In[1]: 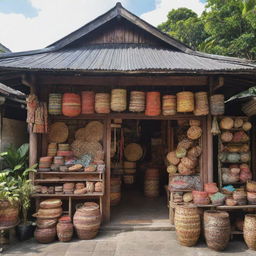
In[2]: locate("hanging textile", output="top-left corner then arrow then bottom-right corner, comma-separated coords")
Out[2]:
26,94 -> 48,133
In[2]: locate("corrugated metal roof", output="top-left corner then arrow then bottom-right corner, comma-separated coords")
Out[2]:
0,82 -> 25,98
0,44 -> 254,72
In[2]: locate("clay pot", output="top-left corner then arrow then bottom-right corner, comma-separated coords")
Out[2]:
34,227 -> 56,243
174,205 -> 200,247
243,214 -> 256,250
57,216 -> 73,242
73,202 -> 101,240
204,210 -> 230,251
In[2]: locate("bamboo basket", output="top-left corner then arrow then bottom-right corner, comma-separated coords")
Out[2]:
111,89 -> 127,112
194,92 -> 209,116
162,95 -> 176,115
145,92 -> 161,116
177,92 -> 194,112
95,93 -> 110,114
129,91 -> 145,112
210,94 -> 224,116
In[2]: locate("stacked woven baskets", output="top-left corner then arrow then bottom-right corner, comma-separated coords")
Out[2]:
81,91 -> 95,114
34,199 -> 63,243
48,93 -> 62,115
194,92 -> 209,116
111,89 -> 127,112
177,91 -> 194,113
95,93 -> 110,113
162,95 -> 176,115
144,168 -> 159,198
145,92 -> 161,116
129,91 -> 146,112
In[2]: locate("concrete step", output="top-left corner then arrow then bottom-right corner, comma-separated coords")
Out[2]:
101,219 -> 175,231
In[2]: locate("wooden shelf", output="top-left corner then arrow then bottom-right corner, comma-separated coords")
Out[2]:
168,188 -> 193,192
36,171 -> 103,175
34,179 -> 102,183
170,173 -> 200,177
217,205 -> 256,210
49,113 -> 204,121
32,192 -> 104,197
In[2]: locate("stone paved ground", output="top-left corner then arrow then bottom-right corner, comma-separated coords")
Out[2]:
2,231 -> 255,256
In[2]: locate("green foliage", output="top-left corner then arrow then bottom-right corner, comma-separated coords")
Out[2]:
0,144 -> 37,223
158,0 -> 256,60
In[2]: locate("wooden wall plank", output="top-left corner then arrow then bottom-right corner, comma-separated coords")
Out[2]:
38,75 -> 208,87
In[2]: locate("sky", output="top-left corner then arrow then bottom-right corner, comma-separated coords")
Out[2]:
0,0 -> 206,52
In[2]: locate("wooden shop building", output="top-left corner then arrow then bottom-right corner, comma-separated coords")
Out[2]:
0,3 -> 256,225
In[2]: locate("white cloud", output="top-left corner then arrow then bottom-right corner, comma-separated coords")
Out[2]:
0,0 -> 128,52
140,0 -> 205,26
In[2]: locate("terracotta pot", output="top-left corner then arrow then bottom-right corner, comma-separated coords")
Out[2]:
57,216 -> 73,242
243,214 -> 256,250
73,202 -> 101,239
204,210 -> 230,251
174,205 -> 200,247
34,227 -> 56,243
0,200 -> 19,227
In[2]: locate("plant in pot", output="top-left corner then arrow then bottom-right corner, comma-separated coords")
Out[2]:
0,143 -> 37,241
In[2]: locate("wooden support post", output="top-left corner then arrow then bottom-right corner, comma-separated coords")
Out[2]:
102,118 -> 111,222
29,125 -> 38,167
207,77 -> 214,182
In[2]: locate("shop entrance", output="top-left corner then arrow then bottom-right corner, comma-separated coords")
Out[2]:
110,119 -> 172,227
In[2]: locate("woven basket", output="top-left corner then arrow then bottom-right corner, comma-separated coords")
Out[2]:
48,122 -> 69,143
124,143 -> 143,161
145,92 -> 161,116
62,93 -> 81,117
81,91 -> 95,114
220,117 -> 234,130
111,89 -> 127,112
177,91 -> 194,112
95,93 -> 110,114
194,92 -> 209,116
129,91 -> 145,112
210,94 -> 225,116
187,126 -> 202,140
71,140 -> 103,158
84,121 -> 103,142
242,97 -> 256,116
162,95 -> 176,116
48,93 -> 62,115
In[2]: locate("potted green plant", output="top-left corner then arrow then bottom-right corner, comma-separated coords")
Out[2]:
0,143 -> 37,240
0,173 -> 20,228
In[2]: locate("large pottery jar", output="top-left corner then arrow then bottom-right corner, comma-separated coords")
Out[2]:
204,210 -> 230,251
243,214 -> 256,250
57,216 -> 73,242
73,202 -> 101,240
174,205 -> 200,247
0,200 -> 19,227
34,227 -> 56,243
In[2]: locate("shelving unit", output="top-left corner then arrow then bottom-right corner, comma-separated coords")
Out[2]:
32,170 -> 105,217
217,116 -> 251,188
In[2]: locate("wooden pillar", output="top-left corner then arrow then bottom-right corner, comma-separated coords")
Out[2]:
207,77 -> 214,182
29,125 -> 38,167
102,118 -> 111,222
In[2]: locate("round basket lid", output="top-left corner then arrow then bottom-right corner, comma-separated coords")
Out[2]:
84,121 -> 103,142
75,127 -> 86,140
124,143 -> 143,161
71,139 -> 103,158
48,122 -> 68,143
